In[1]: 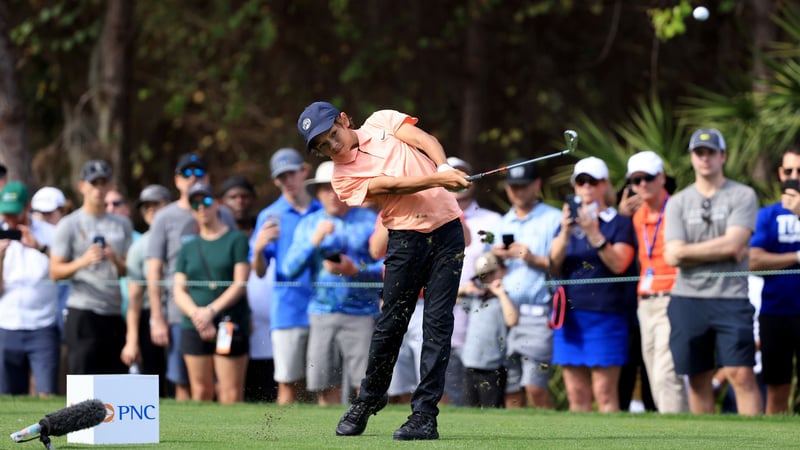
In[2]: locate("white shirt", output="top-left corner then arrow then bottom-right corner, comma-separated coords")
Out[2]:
0,218 -> 59,330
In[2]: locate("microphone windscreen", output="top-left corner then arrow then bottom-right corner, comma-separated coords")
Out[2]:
39,399 -> 106,436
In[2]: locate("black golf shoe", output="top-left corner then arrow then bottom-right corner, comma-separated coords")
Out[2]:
335,394 -> 389,436
392,412 -> 439,441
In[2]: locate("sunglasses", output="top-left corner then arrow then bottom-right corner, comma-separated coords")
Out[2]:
629,173 -> 657,185
782,167 -> 800,176
190,196 -> 214,211
181,167 -> 207,179
701,198 -> 712,224
574,175 -> 600,186
105,200 -> 123,208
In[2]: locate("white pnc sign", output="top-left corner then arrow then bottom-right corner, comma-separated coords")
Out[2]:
66,374 -> 159,444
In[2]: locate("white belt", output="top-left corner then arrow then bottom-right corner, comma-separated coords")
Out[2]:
519,304 -> 548,317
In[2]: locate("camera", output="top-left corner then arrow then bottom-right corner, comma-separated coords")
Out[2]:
323,253 -> 341,263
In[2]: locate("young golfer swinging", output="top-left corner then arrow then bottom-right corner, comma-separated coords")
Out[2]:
298,102 -> 470,440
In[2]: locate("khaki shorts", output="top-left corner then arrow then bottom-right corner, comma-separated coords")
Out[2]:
271,327 -> 309,383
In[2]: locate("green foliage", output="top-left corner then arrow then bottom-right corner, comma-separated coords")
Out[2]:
649,0 -> 692,42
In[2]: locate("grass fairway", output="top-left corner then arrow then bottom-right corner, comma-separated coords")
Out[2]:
2,396 -> 798,449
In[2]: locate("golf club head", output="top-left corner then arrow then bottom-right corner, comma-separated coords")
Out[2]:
564,130 -> 578,152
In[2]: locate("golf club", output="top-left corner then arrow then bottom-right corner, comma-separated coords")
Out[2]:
464,129 -> 578,182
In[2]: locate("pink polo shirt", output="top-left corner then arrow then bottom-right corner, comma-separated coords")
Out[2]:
331,110 -> 461,233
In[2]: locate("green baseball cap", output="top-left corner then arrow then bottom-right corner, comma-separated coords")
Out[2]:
0,181 -> 29,214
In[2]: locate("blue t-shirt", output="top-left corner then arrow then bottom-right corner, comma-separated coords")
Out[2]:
250,196 -> 322,330
556,208 -> 637,314
750,202 -> 800,315
282,207 -> 382,317
494,202 -> 562,306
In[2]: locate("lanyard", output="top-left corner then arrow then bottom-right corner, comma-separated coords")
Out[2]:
642,194 -> 669,261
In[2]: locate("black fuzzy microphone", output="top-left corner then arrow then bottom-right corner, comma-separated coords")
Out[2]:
10,399 -> 106,448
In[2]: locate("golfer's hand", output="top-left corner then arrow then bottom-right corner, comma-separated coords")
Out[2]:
438,169 -> 471,192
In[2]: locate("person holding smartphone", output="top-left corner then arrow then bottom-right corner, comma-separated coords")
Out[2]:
281,161 -> 383,406
748,146 -> 800,414
490,160 -> 561,409
549,157 -> 637,413
0,181 -> 61,396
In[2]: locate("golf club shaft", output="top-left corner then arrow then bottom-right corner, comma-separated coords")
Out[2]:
464,149 -> 572,182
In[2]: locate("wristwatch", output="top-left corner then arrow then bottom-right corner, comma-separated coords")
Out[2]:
593,238 -> 608,251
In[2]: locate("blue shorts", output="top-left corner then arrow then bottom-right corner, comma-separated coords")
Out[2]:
166,324 -> 189,385
0,326 -> 60,395
668,295 -> 755,376
553,309 -> 629,367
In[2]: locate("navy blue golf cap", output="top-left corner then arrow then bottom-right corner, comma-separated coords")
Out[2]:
298,102 -> 340,152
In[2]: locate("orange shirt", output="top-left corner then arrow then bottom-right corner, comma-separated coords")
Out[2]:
331,110 -> 461,233
632,191 -> 676,295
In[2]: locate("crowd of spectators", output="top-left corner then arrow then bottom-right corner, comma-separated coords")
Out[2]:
0,126 -> 798,418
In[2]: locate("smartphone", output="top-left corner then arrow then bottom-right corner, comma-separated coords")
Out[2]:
783,179 -> 800,192
0,229 -> 22,240
626,185 -> 637,198
565,194 -> 582,222
93,235 -> 106,248
502,234 -> 514,250
324,253 -> 342,263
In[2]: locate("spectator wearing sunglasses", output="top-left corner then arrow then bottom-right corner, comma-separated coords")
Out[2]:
146,153 -> 236,401
173,182 -> 250,403
625,151 -> 688,414
748,146 -> 800,414
663,128 -> 761,415
550,156 -> 637,413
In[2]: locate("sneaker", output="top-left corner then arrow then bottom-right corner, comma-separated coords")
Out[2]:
392,412 -> 439,441
335,394 -> 389,436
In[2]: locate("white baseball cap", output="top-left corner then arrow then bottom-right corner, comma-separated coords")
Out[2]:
626,151 -> 664,178
31,187 -> 66,213
446,157 -> 473,174
570,157 -> 609,184
304,161 -> 335,187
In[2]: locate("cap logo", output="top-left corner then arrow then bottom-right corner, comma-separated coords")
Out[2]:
509,167 -> 525,178
699,133 -> 710,141
2,193 -> 16,201
302,118 -> 311,131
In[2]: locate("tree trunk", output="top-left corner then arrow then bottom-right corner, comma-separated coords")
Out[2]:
0,2 -> 32,184
93,0 -> 134,194
459,0 -> 488,167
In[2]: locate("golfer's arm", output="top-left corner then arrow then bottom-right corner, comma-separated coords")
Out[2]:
395,122 -> 447,167
367,173 -> 447,196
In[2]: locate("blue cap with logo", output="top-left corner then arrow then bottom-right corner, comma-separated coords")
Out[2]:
270,148 -> 304,179
688,128 -> 726,153
297,102 -> 340,152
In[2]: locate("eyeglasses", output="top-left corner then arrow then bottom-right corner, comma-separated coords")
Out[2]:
629,174 -> 657,185
701,198 -> 712,224
181,168 -> 207,179
190,196 -> 214,211
782,167 -> 800,176
574,175 -> 600,186
105,200 -> 123,208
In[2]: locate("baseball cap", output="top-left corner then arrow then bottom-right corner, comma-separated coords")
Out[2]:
571,157 -> 609,184
626,151 -> 664,178
80,160 -> 112,182
688,128 -> 726,153
474,252 -> 503,277
175,153 -> 208,174
220,175 -> 255,196
136,184 -> 172,207
31,187 -> 66,213
0,181 -> 29,215
187,181 -> 214,199
447,157 -> 473,174
297,101 -> 340,151
304,161 -> 335,187
506,159 -> 539,185
270,148 -> 304,179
